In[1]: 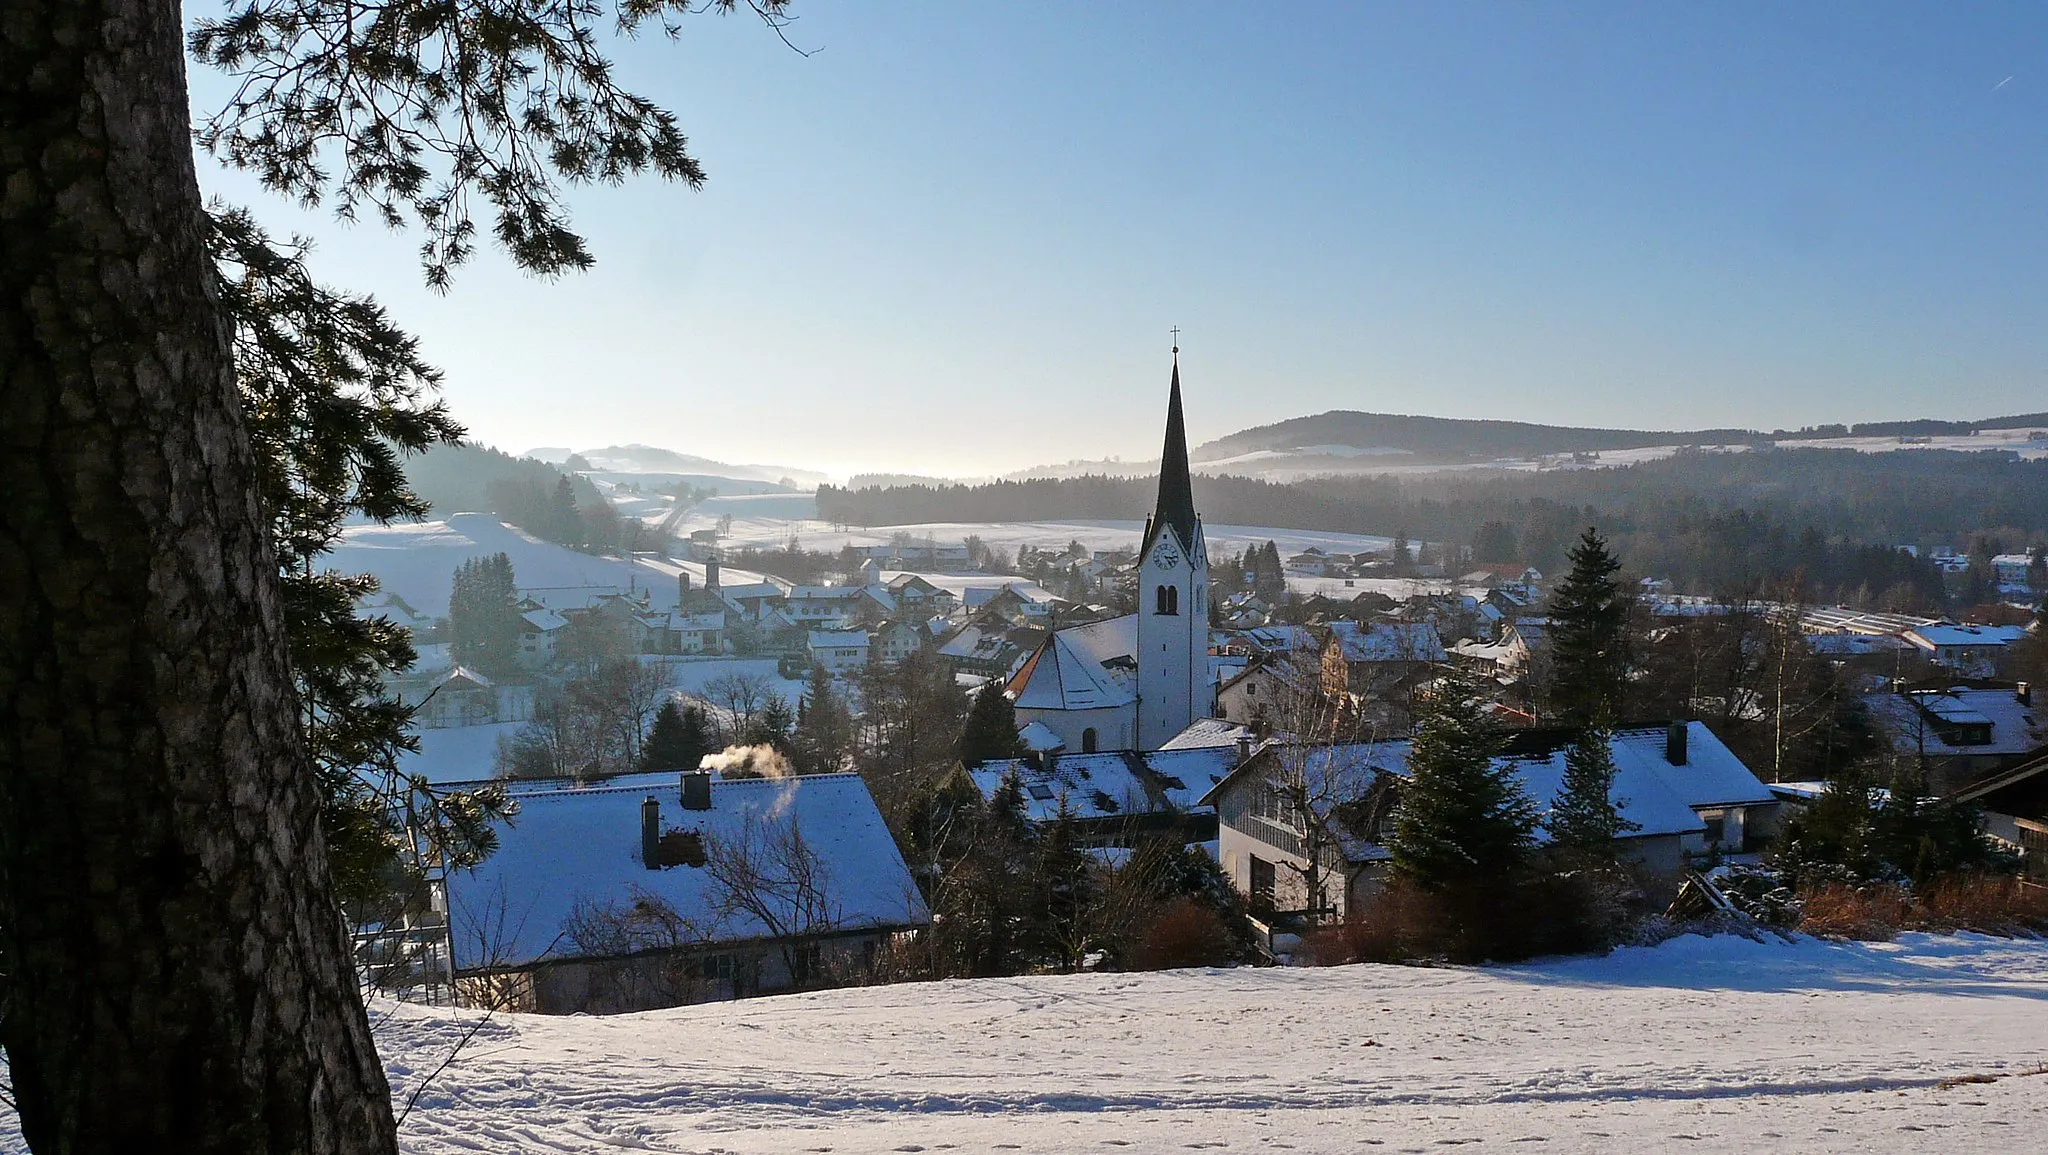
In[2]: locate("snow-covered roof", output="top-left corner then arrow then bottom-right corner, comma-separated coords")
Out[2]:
1864,687 -> 2047,757
808,630 -> 870,650
1609,723 -> 1777,810
1057,613 -> 1138,669
520,607 -> 569,632
1326,620 -> 1447,663
1905,624 -> 2026,649
1201,723 -> 1771,858
970,746 -> 1240,822
1017,721 -> 1067,752
1160,718 -> 1255,751
1007,629 -> 1136,711
446,771 -> 926,971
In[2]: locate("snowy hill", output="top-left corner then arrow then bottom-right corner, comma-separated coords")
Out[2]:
330,513 -> 774,618
375,932 -> 2045,1152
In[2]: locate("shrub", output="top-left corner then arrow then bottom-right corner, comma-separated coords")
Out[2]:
1796,875 -> 2048,940
1125,898 -> 1241,971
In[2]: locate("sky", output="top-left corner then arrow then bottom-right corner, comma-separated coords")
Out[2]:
188,3 -> 2048,479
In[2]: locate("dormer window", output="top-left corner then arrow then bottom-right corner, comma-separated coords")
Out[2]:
1155,586 -> 1179,615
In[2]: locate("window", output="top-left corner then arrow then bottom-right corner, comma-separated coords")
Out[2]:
1155,585 -> 1179,615
1081,727 -> 1098,753
1249,856 -> 1276,912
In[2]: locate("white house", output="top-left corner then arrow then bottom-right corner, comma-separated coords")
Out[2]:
1199,722 -> 1777,922
806,629 -> 872,674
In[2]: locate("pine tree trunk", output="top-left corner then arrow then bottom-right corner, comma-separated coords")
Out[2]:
0,0 -> 399,1149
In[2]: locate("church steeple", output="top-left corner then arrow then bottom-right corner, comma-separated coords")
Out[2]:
1144,348 -> 1199,557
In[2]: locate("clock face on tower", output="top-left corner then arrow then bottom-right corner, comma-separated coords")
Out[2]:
1155,543 -> 1180,570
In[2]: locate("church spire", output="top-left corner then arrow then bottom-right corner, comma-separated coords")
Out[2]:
1145,345 -> 1199,557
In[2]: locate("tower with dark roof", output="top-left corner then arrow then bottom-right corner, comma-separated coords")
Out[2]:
1135,348 -> 1211,749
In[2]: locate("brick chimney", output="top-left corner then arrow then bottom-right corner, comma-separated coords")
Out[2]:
677,570 -> 691,599
681,770 -> 713,811
706,558 -> 721,593
1665,720 -> 1688,766
2019,682 -> 2033,706
641,796 -> 661,870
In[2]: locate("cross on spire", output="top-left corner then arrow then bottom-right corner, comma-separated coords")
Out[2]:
1170,325 -> 1181,357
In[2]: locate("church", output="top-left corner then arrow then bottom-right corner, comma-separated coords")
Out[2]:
1006,352 -> 1212,753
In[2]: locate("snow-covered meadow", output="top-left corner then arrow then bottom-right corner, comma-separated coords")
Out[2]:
352,931 -> 2048,1153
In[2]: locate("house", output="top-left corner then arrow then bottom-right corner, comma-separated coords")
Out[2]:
785,585 -> 865,627
806,629 -> 872,674
1901,624 -> 2027,678
1863,682 -> 2048,795
443,770 -> 928,1013
411,665 -> 501,728
635,608 -> 727,656
1199,722 -> 1777,923
1319,620 -> 1447,696
869,618 -> 927,665
1991,553 -> 2039,588
517,606 -> 569,669
884,573 -> 957,618
1214,657 -> 1340,734
935,612 -> 1045,678
969,745 -> 1241,848
1951,754 -> 2048,881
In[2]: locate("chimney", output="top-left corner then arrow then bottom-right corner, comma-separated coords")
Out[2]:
681,770 -> 713,811
677,570 -> 692,598
641,796 -> 661,870
2020,682 -> 2033,706
1665,720 -> 1688,766
1236,733 -> 1255,765
706,558 -> 722,593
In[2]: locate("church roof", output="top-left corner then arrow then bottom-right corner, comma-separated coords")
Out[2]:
1007,627 -> 1136,711
1142,356 -> 1200,558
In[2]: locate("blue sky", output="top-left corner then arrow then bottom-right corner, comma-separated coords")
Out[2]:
191,3 -> 2048,478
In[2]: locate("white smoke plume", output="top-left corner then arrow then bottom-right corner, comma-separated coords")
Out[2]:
698,744 -> 794,780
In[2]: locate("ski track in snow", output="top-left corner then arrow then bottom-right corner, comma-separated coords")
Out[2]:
353,931 -> 2048,1153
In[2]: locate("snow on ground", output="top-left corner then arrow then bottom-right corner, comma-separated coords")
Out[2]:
678,512 -> 1396,564
331,514 -> 775,618
351,931 -> 2048,1153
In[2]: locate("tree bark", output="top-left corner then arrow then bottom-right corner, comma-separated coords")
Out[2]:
0,0 -> 399,1149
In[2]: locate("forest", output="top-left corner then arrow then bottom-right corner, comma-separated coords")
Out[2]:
817,448 -> 2048,608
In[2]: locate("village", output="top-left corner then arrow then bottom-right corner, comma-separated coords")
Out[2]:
344,361 -> 2048,1018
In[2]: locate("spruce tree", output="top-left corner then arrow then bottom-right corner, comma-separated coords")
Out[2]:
1389,673 -> 1536,891
1037,794 -> 1096,972
640,700 -> 711,773
1547,720 -> 1639,856
1547,527 -> 1631,725
958,679 -> 1027,766
793,663 -> 853,773
449,552 -> 520,676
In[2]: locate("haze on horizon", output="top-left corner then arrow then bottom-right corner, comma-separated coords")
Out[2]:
190,3 -> 2048,479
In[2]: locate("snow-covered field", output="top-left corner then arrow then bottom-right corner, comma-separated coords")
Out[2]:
331,514 -> 777,618
675,509 -> 1397,564
352,931 -> 2048,1153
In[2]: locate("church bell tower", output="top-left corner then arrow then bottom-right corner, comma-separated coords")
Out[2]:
1135,346 -> 1209,750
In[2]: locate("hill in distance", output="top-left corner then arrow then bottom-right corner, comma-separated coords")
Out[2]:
1190,409 -> 2048,468
526,443 -> 831,489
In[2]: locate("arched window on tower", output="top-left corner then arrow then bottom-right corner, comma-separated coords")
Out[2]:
1081,727 -> 1098,754
1155,585 -> 1179,615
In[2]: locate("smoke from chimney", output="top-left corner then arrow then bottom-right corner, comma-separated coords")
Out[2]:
699,743 -> 795,780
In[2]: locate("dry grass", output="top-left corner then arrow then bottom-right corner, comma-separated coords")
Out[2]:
1798,876 -> 2048,941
